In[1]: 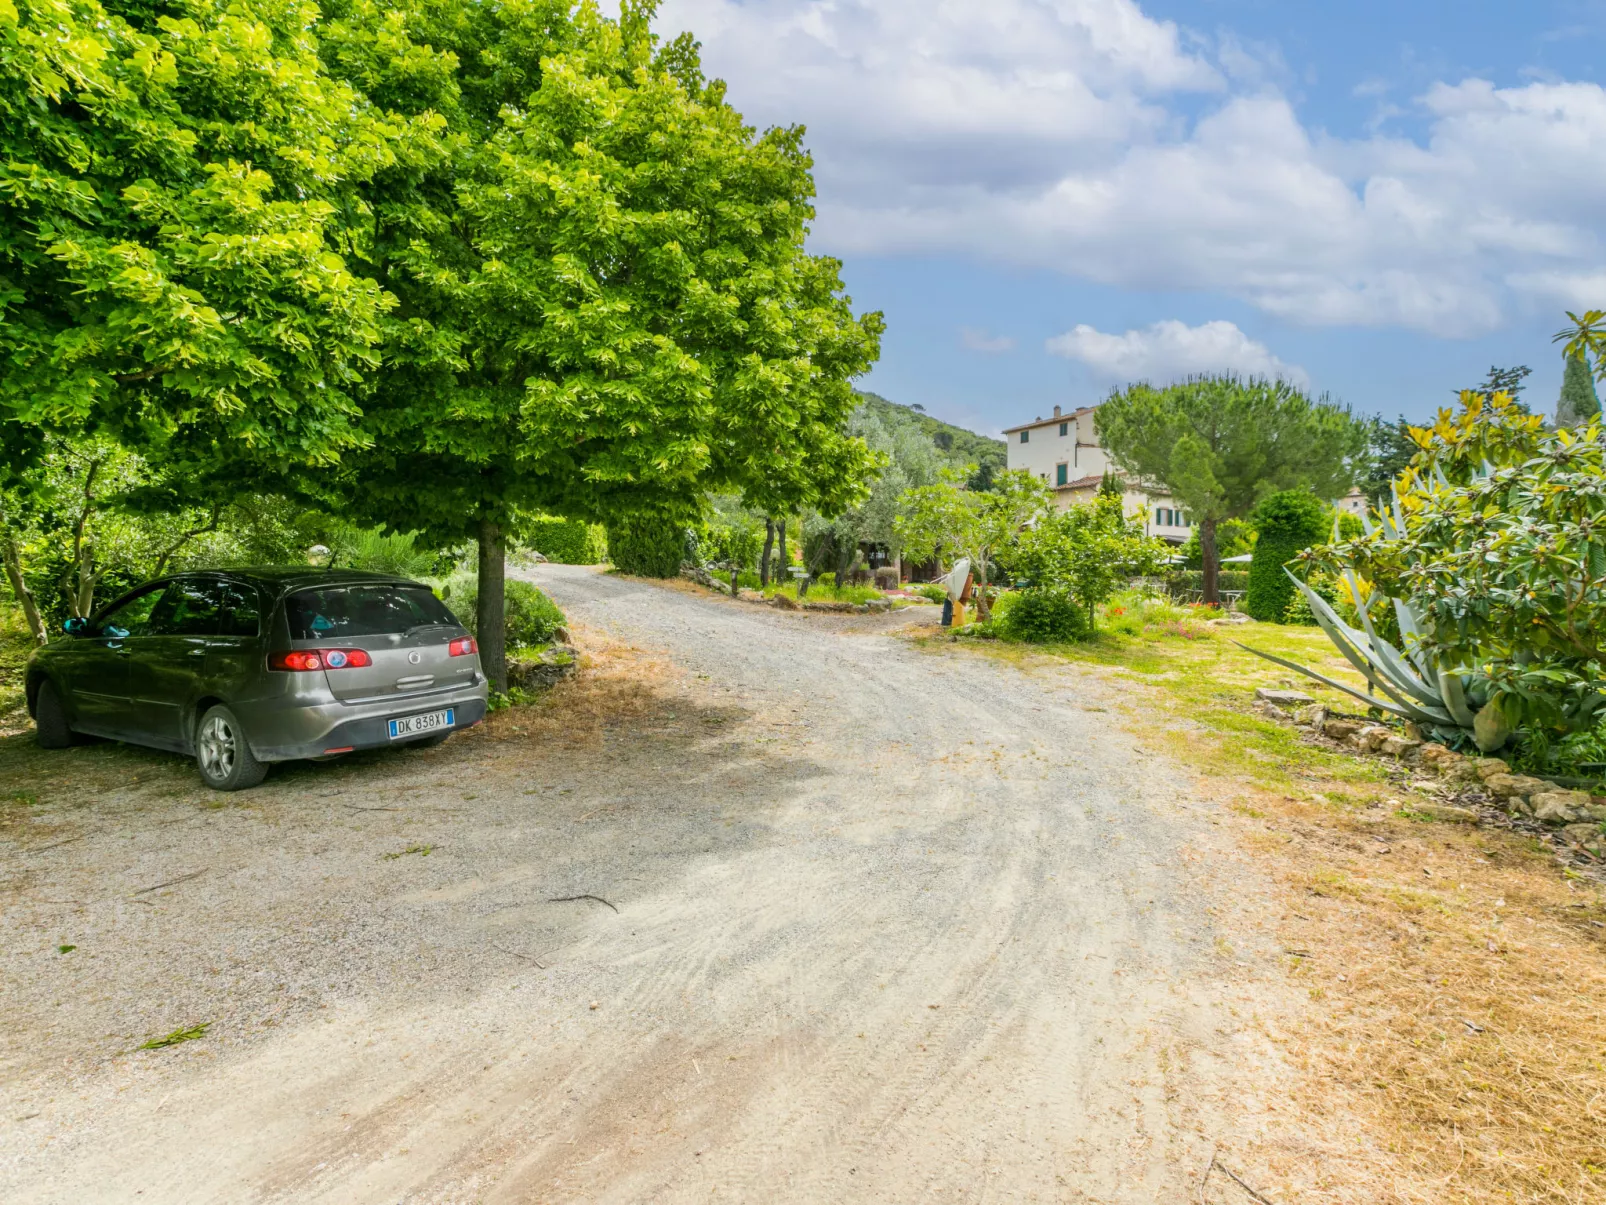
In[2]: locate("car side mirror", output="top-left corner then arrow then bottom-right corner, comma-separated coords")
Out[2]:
63,617 -> 91,637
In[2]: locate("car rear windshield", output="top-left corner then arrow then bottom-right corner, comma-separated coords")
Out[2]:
285,585 -> 460,641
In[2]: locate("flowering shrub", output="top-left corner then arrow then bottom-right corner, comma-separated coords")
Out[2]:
1311,392 -> 1606,740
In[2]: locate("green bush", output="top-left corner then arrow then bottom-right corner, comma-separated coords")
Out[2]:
438,574 -> 566,649
1245,490 -> 1329,622
525,517 -> 606,564
329,525 -> 442,579
998,588 -> 1089,643
607,518 -> 687,578
1282,572 -> 1341,625
911,582 -> 948,605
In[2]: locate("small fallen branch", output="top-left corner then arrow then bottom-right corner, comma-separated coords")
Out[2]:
133,868 -> 207,895
1200,1148 -> 1276,1205
548,894 -> 619,913
492,944 -> 550,969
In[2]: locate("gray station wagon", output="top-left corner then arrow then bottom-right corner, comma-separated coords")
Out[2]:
25,569 -> 489,790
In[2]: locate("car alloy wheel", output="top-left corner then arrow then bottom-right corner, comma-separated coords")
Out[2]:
195,703 -> 268,791
199,713 -> 236,781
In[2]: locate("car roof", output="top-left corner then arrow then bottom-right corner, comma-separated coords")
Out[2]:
180,567 -> 430,593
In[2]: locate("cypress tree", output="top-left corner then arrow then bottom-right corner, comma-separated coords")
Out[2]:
1558,352 -> 1602,427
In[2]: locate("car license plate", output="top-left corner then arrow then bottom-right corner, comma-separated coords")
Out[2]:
389,708 -> 453,740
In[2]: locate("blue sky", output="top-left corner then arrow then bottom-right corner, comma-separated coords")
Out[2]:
660,1 -> 1606,434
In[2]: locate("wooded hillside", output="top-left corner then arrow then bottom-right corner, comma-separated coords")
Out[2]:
856,392 -> 1007,489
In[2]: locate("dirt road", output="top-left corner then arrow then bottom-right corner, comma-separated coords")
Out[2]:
1,566 -> 1292,1203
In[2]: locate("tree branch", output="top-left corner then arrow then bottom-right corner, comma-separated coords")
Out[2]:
149,502 -> 224,581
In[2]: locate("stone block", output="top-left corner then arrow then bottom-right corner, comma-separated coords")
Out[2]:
1323,718 -> 1363,741
1530,789 -> 1593,824
1256,688 -> 1315,707
1412,803 -> 1480,823
1473,758 -> 1511,782
1380,735 -> 1423,758
1563,822 -> 1605,845
773,592 -> 800,611
1350,726 -> 1393,753
1484,773 -> 1550,801
1417,743 -> 1455,768
1293,704 -> 1328,727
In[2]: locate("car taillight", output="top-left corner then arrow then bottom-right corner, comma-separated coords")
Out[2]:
269,649 -> 373,672
449,637 -> 477,657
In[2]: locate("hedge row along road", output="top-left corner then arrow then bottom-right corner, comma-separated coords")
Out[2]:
2,565 -> 1294,1202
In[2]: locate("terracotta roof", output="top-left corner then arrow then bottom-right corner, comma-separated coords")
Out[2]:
1001,405 -> 1097,435
1058,474 -> 1105,490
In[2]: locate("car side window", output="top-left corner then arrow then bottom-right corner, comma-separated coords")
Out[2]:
97,585 -> 168,639
215,581 -> 262,638
146,579 -> 220,637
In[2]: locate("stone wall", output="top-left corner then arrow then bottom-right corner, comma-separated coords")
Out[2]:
1258,692 -> 1606,855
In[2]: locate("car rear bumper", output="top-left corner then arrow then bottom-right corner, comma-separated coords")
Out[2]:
249,688 -> 489,762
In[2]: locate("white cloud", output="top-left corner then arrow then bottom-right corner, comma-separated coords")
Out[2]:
960,327 -> 1017,353
656,0 -> 1606,336
1046,319 -> 1310,386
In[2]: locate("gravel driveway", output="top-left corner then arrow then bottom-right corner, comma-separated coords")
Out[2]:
1,565 -> 1288,1203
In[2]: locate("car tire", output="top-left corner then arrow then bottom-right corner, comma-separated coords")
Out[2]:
195,704 -> 269,791
34,680 -> 74,750
411,731 -> 453,749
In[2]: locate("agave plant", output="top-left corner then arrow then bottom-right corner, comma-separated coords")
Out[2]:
1240,494 -> 1505,751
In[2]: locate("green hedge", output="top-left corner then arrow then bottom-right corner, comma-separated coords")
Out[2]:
607,517 -> 686,578
526,517 -> 607,564
1245,491 -> 1330,622
439,575 -> 566,648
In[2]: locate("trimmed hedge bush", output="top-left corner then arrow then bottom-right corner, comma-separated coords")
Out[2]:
439,575 -> 566,649
1245,490 -> 1330,622
526,517 -> 607,564
607,518 -> 686,578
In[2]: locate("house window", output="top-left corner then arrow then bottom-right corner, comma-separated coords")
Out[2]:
1056,463 -> 1068,486
1020,430 -> 1029,443
1058,422 -> 1068,436
1156,507 -> 1172,526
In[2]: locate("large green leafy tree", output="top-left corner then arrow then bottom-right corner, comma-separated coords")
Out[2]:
1095,376 -> 1367,605
321,0 -> 880,688
1,0 -> 430,496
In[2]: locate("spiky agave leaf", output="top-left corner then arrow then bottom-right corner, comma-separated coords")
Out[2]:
1241,573 -> 1459,728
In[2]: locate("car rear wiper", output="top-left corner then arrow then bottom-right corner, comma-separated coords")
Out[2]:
402,622 -> 453,638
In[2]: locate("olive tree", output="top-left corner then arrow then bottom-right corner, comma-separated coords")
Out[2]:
895,469 -> 1052,620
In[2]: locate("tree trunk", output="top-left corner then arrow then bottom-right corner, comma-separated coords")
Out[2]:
973,552 -> 990,620
760,519 -> 775,588
1201,517 -> 1219,607
835,536 -> 853,589
777,517 -> 788,581
477,516 -> 507,693
2,529 -> 46,645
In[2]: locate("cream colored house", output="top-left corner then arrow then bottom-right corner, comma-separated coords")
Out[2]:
1002,404 -> 1194,544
